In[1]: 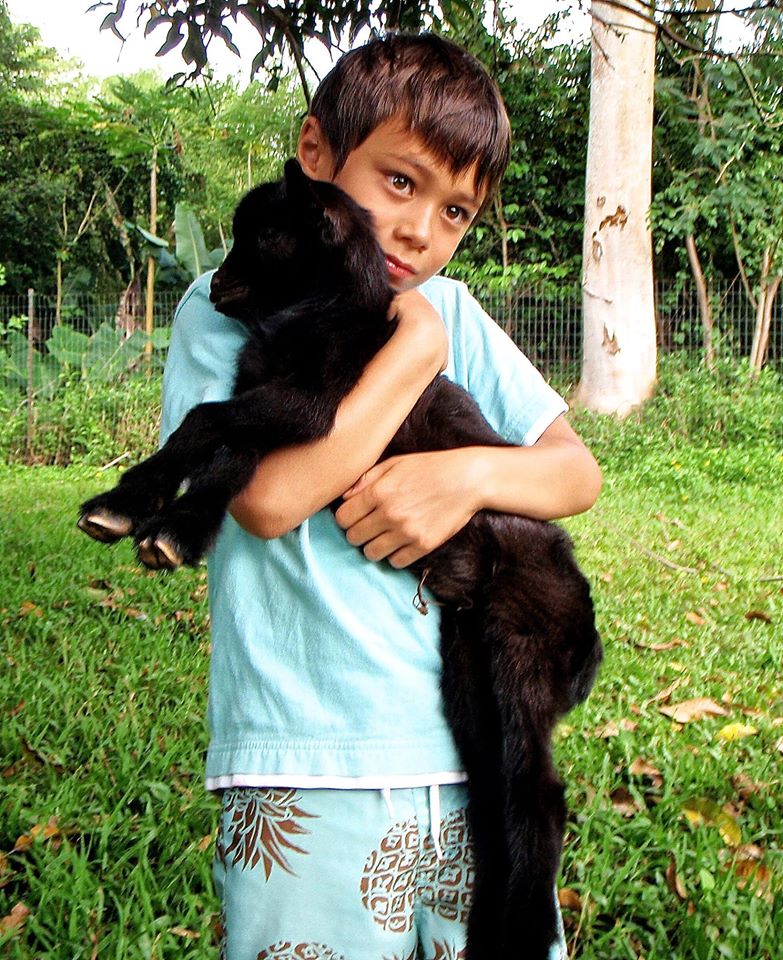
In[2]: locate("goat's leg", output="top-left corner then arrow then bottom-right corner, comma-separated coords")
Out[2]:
133,446 -> 258,568
131,385 -> 336,568
78,399 -> 241,543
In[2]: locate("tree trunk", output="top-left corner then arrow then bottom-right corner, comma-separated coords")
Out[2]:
494,192 -> 514,338
685,232 -> 715,370
575,0 -> 658,417
750,247 -> 780,375
145,143 -> 158,360
56,257 -> 63,326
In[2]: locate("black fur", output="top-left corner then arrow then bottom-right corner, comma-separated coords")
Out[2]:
78,159 -> 601,958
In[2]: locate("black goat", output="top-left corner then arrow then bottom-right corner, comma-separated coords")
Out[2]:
78,159 -> 601,959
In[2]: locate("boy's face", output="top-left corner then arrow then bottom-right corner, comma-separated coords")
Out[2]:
298,118 -> 485,292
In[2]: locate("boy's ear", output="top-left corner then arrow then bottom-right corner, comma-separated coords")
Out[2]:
296,115 -> 334,181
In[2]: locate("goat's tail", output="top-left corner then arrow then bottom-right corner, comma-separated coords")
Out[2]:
490,624 -> 568,959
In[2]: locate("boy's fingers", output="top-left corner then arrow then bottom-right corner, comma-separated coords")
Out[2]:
334,485 -> 379,529
343,460 -> 395,500
387,545 -> 423,569
362,531 -> 404,563
344,513 -> 386,547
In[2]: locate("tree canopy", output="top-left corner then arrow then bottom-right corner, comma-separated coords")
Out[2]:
87,0 -> 475,100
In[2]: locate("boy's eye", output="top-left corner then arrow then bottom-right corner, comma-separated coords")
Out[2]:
445,205 -> 468,224
390,173 -> 412,192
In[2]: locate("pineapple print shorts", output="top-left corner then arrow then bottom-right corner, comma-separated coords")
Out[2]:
213,784 -> 568,960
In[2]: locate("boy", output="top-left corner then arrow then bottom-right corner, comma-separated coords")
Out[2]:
161,33 -> 601,960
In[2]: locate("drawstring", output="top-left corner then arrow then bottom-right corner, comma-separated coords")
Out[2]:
381,786 -> 394,819
379,785 -> 444,861
429,784 -> 444,861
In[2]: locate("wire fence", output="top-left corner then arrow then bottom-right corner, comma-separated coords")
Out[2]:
0,278 -> 780,465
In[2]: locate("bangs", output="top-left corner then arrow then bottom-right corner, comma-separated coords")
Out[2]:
403,85 -> 511,199
311,34 -> 511,205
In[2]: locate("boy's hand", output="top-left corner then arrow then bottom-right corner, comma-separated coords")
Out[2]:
390,289 -> 449,372
335,449 -> 482,568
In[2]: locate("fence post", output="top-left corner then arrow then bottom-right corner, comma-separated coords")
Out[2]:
26,288 -> 35,456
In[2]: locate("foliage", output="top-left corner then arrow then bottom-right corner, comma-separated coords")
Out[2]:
173,205 -> 224,281
0,318 -> 170,467
0,375 -> 164,466
444,8 -> 590,287
0,323 -> 169,394
89,0 -> 474,97
0,0 -> 63,95
572,351 -> 783,477
651,4 -> 783,291
1,5 -> 306,298
171,75 -> 305,238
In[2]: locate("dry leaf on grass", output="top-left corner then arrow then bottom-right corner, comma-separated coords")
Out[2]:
17,601 -> 43,618
558,888 -> 583,912
0,852 -> 11,890
629,758 -> 663,787
716,723 -> 758,742
665,857 -> 687,900
610,787 -> 642,817
745,610 -> 772,624
731,774 -> 764,799
595,718 -> 638,738
0,902 -> 30,934
682,798 -> 741,847
660,698 -> 729,723
197,832 -> 214,853
685,610 -> 706,626
12,817 -> 60,853
729,848 -> 774,903
170,926 -> 200,939
644,677 -> 686,708
635,638 -> 687,652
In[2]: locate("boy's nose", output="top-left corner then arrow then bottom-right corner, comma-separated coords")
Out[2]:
395,208 -> 431,250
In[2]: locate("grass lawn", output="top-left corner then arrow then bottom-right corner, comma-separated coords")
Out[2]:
1,443 -> 781,959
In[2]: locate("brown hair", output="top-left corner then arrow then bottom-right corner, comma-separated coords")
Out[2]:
309,33 -> 511,209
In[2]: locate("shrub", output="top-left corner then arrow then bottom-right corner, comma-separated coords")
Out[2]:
570,352 -> 782,482
0,375 -> 162,466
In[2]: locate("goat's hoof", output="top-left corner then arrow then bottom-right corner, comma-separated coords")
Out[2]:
78,511 -> 132,543
137,535 -> 182,571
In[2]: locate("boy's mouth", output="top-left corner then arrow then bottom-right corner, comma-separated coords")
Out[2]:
385,254 -> 415,281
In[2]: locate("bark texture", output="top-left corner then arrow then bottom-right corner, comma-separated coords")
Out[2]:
576,0 -> 658,416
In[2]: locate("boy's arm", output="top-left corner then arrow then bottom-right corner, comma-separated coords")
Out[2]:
229,289 -> 447,538
333,416 -> 602,569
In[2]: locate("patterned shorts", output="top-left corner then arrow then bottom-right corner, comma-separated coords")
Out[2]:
213,784 -> 567,960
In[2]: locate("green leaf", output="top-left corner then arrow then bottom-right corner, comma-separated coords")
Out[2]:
83,323 -> 147,382
46,326 -> 90,368
175,203 -> 210,281
149,327 -> 171,350
126,221 -> 169,248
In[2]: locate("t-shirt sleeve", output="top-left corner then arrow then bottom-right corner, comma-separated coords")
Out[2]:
423,278 -> 569,446
160,273 -> 248,445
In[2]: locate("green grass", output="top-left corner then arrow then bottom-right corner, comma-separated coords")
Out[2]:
1,439 -> 781,958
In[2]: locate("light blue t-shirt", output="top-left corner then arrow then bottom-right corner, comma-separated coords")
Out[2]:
161,272 -> 568,785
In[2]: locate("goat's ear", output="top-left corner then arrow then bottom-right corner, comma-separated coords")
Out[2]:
284,158 -> 319,213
